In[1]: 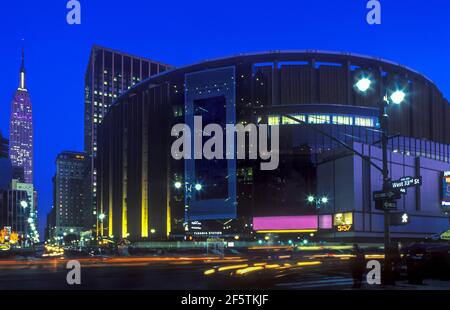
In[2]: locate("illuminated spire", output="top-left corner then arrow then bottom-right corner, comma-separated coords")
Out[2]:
19,47 -> 26,90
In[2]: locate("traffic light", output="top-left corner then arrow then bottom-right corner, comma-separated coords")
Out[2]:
390,212 -> 410,226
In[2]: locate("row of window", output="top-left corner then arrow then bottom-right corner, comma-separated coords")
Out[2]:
262,114 -> 378,128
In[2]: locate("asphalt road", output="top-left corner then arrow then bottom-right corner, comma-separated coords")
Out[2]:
2,253 -> 449,290
0,255 -> 356,290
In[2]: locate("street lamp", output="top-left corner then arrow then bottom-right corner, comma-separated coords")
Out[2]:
306,195 -> 329,208
20,200 -> 28,208
355,77 -> 407,284
98,213 -> 106,221
174,181 -> 203,229
390,90 -> 406,105
355,77 -> 372,92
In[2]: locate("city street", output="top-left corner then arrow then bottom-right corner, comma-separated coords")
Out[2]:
1,1 -> 450,302
1,251 -> 449,290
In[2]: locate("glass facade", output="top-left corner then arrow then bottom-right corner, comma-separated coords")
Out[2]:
184,66 -> 237,221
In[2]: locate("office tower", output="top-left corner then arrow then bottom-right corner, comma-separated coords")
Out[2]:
11,166 -> 25,183
9,48 -> 33,184
84,45 -> 172,234
10,180 -> 38,242
0,132 -> 12,189
0,189 -> 30,239
0,132 -> 8,158
54,151 -> 86,237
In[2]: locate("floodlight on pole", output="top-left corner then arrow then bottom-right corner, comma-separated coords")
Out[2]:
390,90 -> 406,105
355,77 -> 372,92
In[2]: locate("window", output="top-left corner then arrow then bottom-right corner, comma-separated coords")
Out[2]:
268,116 -> 280,126
308,115 -> 330,124
354,117 -> 374,127
282,114 -> 305,125
332,115 -> 353,125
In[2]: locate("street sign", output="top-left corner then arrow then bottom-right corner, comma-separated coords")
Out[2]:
390,176 -> 422,190
375,200 -> 397,210
373,189 -> 401,202
390,212 -> 410,226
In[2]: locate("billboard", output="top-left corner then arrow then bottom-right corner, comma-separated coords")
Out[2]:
253,216 -> 318,232
441,171 -> 450,208
333,212 -> 353,232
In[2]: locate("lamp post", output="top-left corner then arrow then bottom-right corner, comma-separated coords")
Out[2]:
174,181 -> 202,232
355,75 -> 407,284
306,195 -> 329,209
98,213 -> 106,239
261,74 -> 405,284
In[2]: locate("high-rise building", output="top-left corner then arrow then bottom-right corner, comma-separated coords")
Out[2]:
10,180 -> 38,242
0,189 -> 30,239
0,132 -> 12,189
54,151 -> 86,237
0,132 -> 8,159
84,45 -> 172,234
9,48 -> 33,184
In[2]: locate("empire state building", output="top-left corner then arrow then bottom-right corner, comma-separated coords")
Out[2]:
9,49 -> 33,184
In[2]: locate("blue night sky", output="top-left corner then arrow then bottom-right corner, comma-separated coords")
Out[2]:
0,0 -> 449,236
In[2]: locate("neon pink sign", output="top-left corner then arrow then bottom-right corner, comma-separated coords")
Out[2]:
253,215 -> 318,230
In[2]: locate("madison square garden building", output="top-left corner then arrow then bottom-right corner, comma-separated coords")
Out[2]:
96,51 -> 450,242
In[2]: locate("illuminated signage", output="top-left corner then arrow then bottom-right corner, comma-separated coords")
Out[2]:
253,216 -> 318,232
333,212 -> 353,232
192,231 -> 222,235
390,212 -> 410,226
441,171 -> 450,208
319,215 -> 332,229
337,224 -> 352,232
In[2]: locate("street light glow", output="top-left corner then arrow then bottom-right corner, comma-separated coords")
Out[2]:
355,77 -> 372,92
321,196 -> 329,204
99,213 -> 106,220
20,200 -> 28,208
307,195 -> 315,203
195,183 -> 202,191
174,181 -> 182,189
390,90 -> 406,104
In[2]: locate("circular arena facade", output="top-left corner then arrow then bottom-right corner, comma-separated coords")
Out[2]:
96,51 -> 450,241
